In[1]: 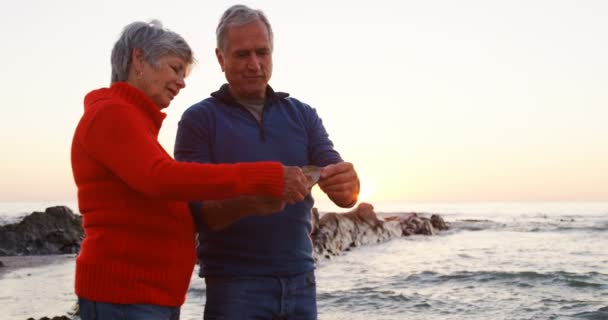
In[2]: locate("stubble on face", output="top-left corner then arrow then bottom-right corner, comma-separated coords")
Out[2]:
219,19 -> 273,104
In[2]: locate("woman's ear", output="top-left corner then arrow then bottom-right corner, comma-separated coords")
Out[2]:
131,48 -> 145,73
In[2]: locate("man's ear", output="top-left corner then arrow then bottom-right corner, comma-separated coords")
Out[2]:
215,48 -> 225,72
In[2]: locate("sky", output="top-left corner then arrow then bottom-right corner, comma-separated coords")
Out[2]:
1,0 -> 607,209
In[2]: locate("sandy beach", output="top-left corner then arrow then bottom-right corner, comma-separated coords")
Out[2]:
0,254 -> 79,319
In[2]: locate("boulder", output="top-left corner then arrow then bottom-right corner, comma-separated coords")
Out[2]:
431,214 -> 449,230
0,206 -> 83,256
312,202 -> 448,261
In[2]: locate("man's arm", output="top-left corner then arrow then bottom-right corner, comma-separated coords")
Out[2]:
199,196 -> 285,231
296,102 -> 359,207
319,162 -> 360,208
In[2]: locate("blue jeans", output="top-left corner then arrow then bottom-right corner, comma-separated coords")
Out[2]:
78,297 -> 181,320
203,271 -> 317,320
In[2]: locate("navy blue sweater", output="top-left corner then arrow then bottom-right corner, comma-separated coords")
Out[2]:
175,84 -> 342,276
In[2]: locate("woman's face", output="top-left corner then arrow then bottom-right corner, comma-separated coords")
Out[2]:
135,54 -> 188,109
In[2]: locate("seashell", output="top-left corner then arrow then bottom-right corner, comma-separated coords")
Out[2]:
302,165 -> 321,188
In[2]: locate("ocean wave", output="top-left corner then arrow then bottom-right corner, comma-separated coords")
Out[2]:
317,270 -> 607,319
395,270 -> 608,289
0,215 -> 28,226
317,286 -> 438,314
570,306 -> 608,320
448,217 -> 608,233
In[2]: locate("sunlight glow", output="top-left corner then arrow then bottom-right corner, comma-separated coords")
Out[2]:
357,174 -> 376,203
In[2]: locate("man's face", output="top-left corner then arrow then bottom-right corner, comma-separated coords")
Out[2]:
216,19 -> 273,102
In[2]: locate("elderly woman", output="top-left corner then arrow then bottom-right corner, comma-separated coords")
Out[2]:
71,20 -> 308,320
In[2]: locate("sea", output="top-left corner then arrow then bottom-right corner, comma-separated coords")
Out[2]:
1,201 -> 607,320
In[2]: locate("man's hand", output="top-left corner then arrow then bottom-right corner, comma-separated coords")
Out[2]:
282,166 -> 309,204
318,162 -> 360,208
245,196 -> 286,215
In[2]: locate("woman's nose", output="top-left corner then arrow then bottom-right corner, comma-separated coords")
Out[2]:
176,78 -> 186,89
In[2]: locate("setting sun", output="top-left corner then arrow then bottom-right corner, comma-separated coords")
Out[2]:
356,174 -> 376,203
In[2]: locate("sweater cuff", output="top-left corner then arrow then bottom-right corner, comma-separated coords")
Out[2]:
238,162 -> 284,197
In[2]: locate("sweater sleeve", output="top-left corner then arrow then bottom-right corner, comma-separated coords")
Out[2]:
77,104 -> 283,200
301,102 -> 343,166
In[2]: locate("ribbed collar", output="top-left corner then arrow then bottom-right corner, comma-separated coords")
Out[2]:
211,84 -> 289,107
84,82 -> 167,128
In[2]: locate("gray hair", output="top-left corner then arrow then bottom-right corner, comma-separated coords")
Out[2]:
216,5 -> 274,52
110,20 -> 194,83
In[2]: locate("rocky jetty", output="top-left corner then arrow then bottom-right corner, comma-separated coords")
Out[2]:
0,203 -> 447,260
0,206 -> 83,256
312,202 -> 448,260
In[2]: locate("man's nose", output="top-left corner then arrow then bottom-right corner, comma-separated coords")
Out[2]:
247,55 -> 261,71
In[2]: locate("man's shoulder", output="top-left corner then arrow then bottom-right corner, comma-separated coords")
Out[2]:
182,96 -> 225,117
278,96 -> 312,110
190,96 -> 224,109
277,96 -> 318,118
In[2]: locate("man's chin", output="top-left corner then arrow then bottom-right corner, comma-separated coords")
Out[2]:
243,88 -> 266,99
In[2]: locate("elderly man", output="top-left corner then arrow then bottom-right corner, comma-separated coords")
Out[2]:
175,4 -> 359,319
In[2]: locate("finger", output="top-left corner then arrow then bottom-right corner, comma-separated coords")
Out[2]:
320,162 -> 351,179
295,188 -> 307,202
285,190 -> 304,204
319,171 -> 357,188
320,181 -> 358,193
321,164 -> 355,181
288,192 -> 298,204
284,195 -> 296,205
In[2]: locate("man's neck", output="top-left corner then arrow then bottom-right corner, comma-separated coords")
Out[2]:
229,87 -> 266,105
237,97 -> 265,106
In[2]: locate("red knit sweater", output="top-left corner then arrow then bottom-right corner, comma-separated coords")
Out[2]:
71,82 -> 283,306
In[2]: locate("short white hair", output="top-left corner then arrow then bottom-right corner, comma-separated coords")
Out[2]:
110,20 -> 194,83
216,4 -> 274,52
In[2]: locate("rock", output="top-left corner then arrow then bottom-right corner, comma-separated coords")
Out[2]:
69,301 -> 80,316
431,214 -> 449,230
312,202 -> 449,261
25,305 -> 76,319
0,206 -> 83,256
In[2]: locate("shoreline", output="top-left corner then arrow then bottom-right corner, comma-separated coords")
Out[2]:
0,254 -> 76,279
